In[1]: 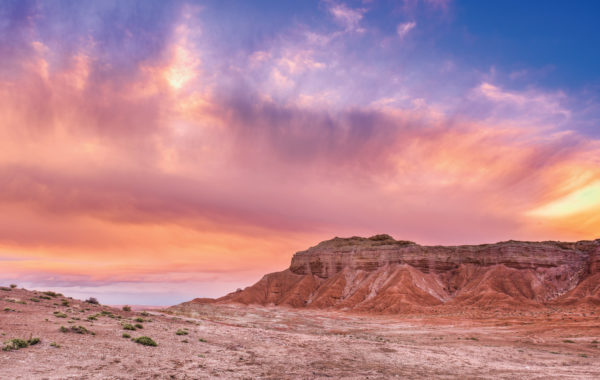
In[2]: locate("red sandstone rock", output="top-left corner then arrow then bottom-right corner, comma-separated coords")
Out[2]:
217,235 -> 600,312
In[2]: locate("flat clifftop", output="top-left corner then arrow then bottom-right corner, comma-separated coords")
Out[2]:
290,234 -> 600,278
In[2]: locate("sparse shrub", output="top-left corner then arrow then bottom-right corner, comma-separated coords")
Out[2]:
563,339 -> 575,343
133,336 -> 157,347
70,325 -> 93,334
27,337 -> 40,345
134,317 -> 144,323
122,305 -> 131,312
9,284 -> 17,289
140,311 -> 149,316
85,297 -> 99,305
181,339 -> 188,343
592,340 -> 599,344
87,315 -> 98,321
176,329 -> 188,336
50,342 -> 60,348
61,300 -> 69,307
43,291 -> 59,297
59,326 -> 69,333
122,333 -> 131,338
2,338 -> 29,351
0,287 -> 11,291
30,298 -> 40,302
39,295 -> 51,300
122,323 -> 136,331
3,307 -> 13,312
53,312 -> 67,318
579,354 -> 588,358
134,323 -> 143,329
198,338 -> 207,343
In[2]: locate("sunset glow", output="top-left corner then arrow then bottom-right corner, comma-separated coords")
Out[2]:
1,0 -> 599,304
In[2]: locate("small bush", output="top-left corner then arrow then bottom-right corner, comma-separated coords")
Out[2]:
198,338 -> 207,343
30,298 -> 40,302
27,337 -> 40,346
134,317 -> 144,323
176,329 -> 188,336
122,333 -> 131,338
122,305 -> 131,312
140,311 -> 149,316
0,287 -> 11,291
39,295 -> 51,300
133,336 -> 157,347
2,338 -> 28,351
60,325 -> 93,334
87,315 -> 98,321
50,342 -> 60,348
53,312 -> 67,318
85,297 -> 99,305
61,300 -> 70,307
122,324 -> 136,331
563,339 -> 575,343
134,323 -> 143,329
43,291 -> 59,297
9,284 -> 17,289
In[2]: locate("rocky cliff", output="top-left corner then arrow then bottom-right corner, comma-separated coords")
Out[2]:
213,235 -> 600,312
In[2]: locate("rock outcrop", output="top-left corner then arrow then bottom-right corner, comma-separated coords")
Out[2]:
214,235 -> 600,312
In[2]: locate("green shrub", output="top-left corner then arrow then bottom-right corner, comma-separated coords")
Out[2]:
43,291 -> 59,297
176,329 -> 188,336
60,325 -> 93,334
9,284 -> 17,289
30,298 -> 40,302
134,323 -> 143,329
2,338 -> 29,351
61,300 -> 70,307
134,317 -> 144,323
87,315 -> 98,321
563,339 -> 576,343
39,295 -> 51,300
0,287 -> 11,291
50,342 -> 60,348
122,305 -> 131,312
85,297 -> 99,305
140,311 -> 149,316
53,312 -> 67,318
198,338 -> 207,343
122,324 -> 136,331
133,336 -> 157,347
27,337 -> 40,345
59,326 -> 69,333
122,333 -> 131,338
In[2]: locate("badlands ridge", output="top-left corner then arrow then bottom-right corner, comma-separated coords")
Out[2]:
193,235 -> 600,312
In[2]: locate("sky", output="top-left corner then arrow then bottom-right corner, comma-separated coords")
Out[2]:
1,0 -> 599,305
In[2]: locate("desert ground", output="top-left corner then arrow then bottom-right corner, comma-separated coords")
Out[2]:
1,287 -> 600,379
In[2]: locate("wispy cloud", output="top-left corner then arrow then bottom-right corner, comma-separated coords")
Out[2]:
397,21 -> 416,38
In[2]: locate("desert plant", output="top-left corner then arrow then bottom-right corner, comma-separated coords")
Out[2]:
176,329 -> 188,336
140,311 -> 149,316
122,333 -> 131,338
563,339 -> 575,343
53,312 -> 67,318
27,337 -> 40,345
85,297 -> 99,305
61,300 -> 70,307
134,323 -> 143,329
0,287 -> 11,291
122,323 -> 136,331
9,284 -> 17,289
59,326 -> 69,333
50,342 -> 60,348
30,298 -> 40,302
133,336 -> 157,347
134,317 -> 144,323
43,291 -> 59,297
198,338 -> 207,342
2,338 -> 29,351
122,305 -> 131,312
87,315 -> 98,321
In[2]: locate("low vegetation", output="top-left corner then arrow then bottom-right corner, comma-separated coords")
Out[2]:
85,297 -> 99,305
2,337 -> 41,351
176,329 -> 189,336
122,305 -> 131,312
60,325 -> 94,335
133,336 -> 157,347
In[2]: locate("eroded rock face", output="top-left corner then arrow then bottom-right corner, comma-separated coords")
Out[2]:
216,235 -> 600,312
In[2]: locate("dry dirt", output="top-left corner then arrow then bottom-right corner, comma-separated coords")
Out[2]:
2,287 -> 600,379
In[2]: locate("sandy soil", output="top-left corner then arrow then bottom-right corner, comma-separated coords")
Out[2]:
1,287 -> 600,379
